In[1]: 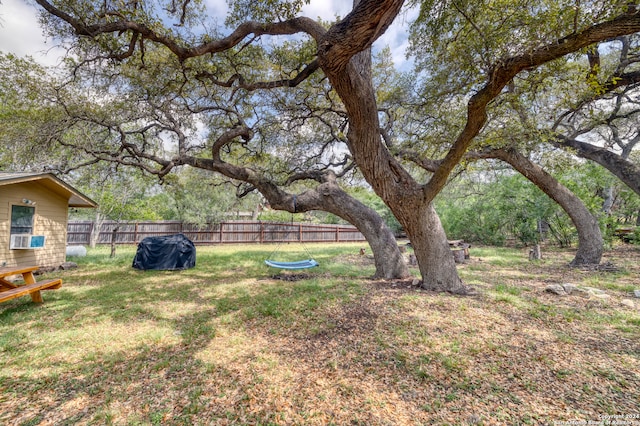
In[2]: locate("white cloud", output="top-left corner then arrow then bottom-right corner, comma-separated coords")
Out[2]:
0,0 -> 65,65
301,0 -> 350,21
203,0 -> 228,23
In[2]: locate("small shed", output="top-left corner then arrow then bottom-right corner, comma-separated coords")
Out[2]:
0,172 -> 97,269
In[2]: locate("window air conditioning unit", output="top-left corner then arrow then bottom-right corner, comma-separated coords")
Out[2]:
10,234 -> 46,249
10,234 -> 31,249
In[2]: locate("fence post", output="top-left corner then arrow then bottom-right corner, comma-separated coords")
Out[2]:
219,222 -> 224,243
134,222 -> 138,243
336,226 -> 339,242
260,222 -> 264,244
299,222 -> 302,242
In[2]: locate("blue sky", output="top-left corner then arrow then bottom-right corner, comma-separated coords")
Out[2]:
0,0 -> 415,69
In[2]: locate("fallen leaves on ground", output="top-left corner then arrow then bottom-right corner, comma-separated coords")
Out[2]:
1,245 -> 639,425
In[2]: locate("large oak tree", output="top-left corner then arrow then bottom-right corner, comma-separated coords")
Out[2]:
32,0 -> 640,292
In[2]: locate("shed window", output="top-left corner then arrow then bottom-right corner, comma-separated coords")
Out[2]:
10,205 -> 35,235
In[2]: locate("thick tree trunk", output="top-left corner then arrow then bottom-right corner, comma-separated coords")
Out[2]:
402,203 -> 467,293
319,29 -> 465,291
260,186 -> 409,279
475,148 -> 603,266
327,79 -> 464,288
296,181 -> 410,279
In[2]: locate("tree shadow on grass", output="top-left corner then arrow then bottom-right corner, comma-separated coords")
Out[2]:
0,307 -> 224,425
0,274 -> 366,425
0,246 -> 378,424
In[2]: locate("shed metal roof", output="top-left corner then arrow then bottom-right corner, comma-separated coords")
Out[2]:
0,172 -> 98,208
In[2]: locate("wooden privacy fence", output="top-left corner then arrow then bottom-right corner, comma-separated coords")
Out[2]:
67,220 -> 366,245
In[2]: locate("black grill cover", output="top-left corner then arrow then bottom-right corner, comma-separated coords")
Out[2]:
132,234 -> 196,270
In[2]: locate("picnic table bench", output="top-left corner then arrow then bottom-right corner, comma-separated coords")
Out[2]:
0,266 -> 62,304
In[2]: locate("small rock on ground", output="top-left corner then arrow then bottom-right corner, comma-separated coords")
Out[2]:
621,299 -> 636,309
545,284 -> 567,296
592,293 -> 610,299
60,261 -> 78,270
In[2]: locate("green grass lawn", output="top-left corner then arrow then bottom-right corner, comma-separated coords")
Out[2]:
1,243 -> 639,425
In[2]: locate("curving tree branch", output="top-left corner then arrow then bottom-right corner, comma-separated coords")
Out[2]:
35,0 -> 327,61
425,11 -> 640,201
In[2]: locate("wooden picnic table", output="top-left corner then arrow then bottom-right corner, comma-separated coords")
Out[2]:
0,265 -> 62,304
